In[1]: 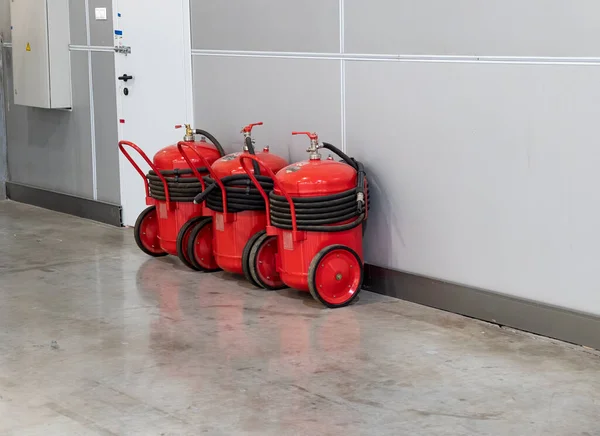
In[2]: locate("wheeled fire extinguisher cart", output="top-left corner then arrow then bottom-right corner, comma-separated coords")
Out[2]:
178,122 -> 288,284
240,132 -> 369,308
118,125 -> 225,270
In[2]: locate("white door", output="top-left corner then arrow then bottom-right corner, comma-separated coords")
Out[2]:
114,0 -> 193,226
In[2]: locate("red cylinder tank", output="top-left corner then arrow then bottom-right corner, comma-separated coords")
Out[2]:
119,124 -> 224,269
211,148 -> 287,179
241,131 -> 367,308
276,159 -> 357,197
209,128 -> 288,275
272,154 -> 363,294
152,136 -> 221,257
154,138 -> 221,172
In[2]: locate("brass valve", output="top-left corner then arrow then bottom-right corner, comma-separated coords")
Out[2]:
175,124 -> 195,141
292,131 -> 321,160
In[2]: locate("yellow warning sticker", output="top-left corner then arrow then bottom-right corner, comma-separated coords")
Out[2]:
26,42 -> 31,52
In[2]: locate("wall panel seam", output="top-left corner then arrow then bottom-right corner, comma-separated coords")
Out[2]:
339,0 -> 346,152
84,0 -> 98,200
0,35 -> 7,199
181,0 -> 194,124
191,49 -> 600,66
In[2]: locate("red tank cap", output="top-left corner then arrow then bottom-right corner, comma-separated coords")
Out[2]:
241,122 -> 263,133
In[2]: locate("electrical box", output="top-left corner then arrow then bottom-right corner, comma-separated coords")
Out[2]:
10,0 -> 72,109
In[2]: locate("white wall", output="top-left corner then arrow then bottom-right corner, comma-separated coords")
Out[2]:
188,0 -> 600,316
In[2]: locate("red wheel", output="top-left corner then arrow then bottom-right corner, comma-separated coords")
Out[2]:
308,245 -> 363,308
242,231 -> 265,288
249,232 -> 286,290
176,216 -> 207,271
134,206 -> 167,257
187,217 -> 220,272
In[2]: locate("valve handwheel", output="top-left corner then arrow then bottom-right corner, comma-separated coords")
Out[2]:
186,218 -> 220,272
134,206 -> 167,257
176,216 -> 209,271
308,245 -> 363,308
248,230 -> 286,290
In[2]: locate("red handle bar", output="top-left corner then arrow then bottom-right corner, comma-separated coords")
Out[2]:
177,141 -> 228,213
238,154 -> 298,233
118,140 -> 171,205
175,141 -> 210,193
241,122 -> 264,134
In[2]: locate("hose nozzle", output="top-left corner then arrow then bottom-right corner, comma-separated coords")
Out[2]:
356,191 -> 365,213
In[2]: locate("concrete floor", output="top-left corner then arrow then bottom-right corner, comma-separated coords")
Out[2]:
0,201 -> 599,436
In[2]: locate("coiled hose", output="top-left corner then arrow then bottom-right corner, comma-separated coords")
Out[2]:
147,167 -> 208,202
193,135 -> 274,213
269,142 -> 369,233
194,174 -> 275,212
147,130 -> 225,202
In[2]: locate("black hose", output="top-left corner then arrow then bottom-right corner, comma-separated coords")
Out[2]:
148,168 -> 206,178
269,187 -> 369,232
245,136 -> 261,176
267,143 -> 369,232
194,174 -> 274,213
321,142 -> 357,170
195,129 -> 226,157
146,167 -> 208,202
322,142 -> 366,210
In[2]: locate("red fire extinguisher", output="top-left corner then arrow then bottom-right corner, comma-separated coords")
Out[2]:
239,132 -> 369,308
177,122 -> 288,281
118,125 -> 225,270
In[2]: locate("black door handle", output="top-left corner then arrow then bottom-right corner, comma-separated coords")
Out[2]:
118,74 -> 133,82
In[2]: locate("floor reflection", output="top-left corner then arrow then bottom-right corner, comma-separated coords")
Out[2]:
135,258 -> 364,434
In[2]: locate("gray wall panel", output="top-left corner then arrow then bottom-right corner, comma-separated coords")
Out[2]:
193,56 -> 341,163
345,0 -> 600,57
345,60 -> 600,315
68,0 -> 87,45
0,43 -> 6,199
88,0 -> 113,47
92,52 -> 119,204
5,50 -> 93,197
191,0 -> 339,53
2,0 -> 121,204
0,0 -> 10,42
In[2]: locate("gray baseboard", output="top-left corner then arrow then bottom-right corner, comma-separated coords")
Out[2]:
6,182 -> 122,227
364,264 -> 600,350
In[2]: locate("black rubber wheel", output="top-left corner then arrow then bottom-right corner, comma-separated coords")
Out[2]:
176,216 -> 208,271
308,245 -> 363,308
242,230 -> 266,288
248,232 -> 287,290
186,217 -> 221,272
134,206 -> 168,257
